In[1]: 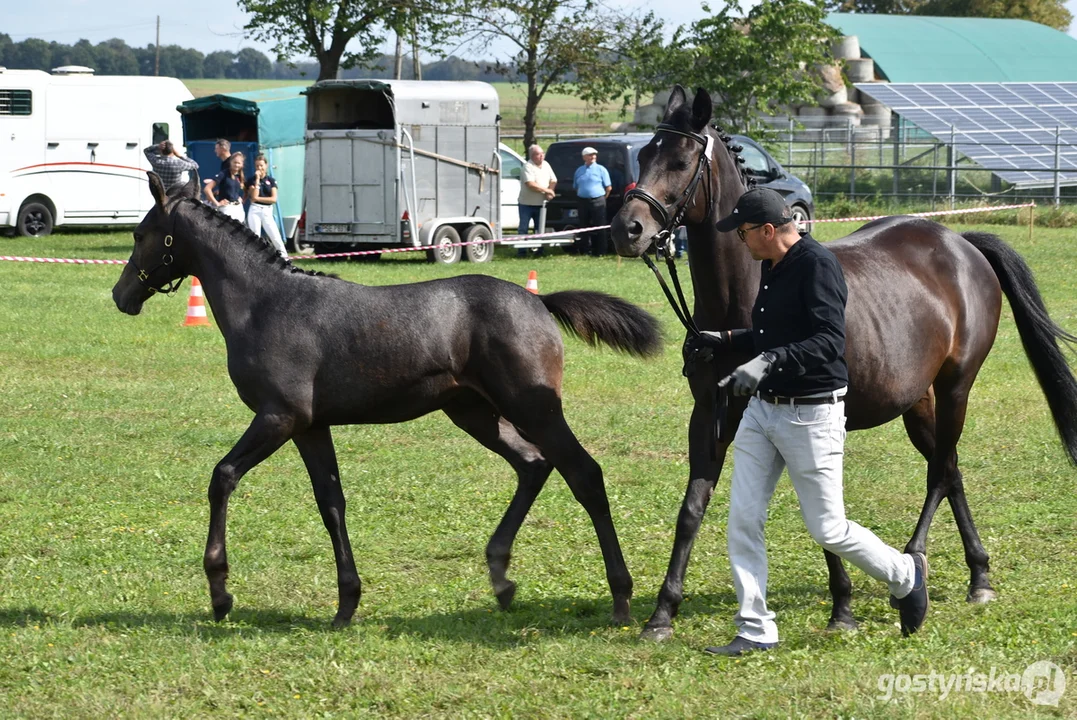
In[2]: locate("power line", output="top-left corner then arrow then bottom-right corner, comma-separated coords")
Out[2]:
8,20 -> 158,40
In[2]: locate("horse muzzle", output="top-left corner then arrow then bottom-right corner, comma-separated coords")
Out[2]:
610,208 -> 661,258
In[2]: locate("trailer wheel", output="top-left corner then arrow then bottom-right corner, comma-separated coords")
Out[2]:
427,226 -> 462,264
464,226 -> 494,263
17,202 -> 54,237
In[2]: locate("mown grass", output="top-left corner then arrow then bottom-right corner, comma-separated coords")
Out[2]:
0,222 -> 1075,718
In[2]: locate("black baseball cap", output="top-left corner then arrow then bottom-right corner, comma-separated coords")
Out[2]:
715,188 -> 792,232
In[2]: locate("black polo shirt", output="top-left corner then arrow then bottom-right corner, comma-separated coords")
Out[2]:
729,233 -> 849,395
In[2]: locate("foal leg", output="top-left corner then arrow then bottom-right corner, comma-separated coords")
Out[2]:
292,425 -> 362,627
641,399 -> 728,642
443,396 -> 554,610
204,411 -> 295,620
505,395 -> 633,624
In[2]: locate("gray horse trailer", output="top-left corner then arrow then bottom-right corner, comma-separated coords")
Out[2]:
302,79 -> 502,263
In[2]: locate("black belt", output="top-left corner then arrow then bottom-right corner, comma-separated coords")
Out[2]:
756,392 -> 843,406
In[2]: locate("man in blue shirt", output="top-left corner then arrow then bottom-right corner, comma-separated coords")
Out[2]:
572,147 -> 612,256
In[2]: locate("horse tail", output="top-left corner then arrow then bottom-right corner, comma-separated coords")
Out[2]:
540,290 -> 662,358
962,230 -> 1077,465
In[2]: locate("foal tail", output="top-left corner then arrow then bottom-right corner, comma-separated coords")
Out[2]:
962,231 -> 1077,465
540,290 -> 662,358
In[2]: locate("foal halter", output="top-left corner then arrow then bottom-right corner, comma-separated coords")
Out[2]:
130,210 -> 187,296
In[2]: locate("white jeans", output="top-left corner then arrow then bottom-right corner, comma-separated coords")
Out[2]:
218,201 -> 246,224
727,394 -> 916,644
247,202 -> 287,257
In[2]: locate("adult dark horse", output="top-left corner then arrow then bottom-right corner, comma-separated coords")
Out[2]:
611,86 -> 1077,642
112,172 -> 661,627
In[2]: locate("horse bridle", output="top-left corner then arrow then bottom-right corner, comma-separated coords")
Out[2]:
624,123 -> 718,340
624,123 -> 731,452
130,207 -> 187,296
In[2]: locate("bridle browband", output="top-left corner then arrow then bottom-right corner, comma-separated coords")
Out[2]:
624,122 -> 732,451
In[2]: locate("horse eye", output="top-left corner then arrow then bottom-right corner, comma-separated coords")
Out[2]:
133,232 -> 143,243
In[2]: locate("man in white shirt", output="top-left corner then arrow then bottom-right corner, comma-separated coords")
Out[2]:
517,144 -> 557,257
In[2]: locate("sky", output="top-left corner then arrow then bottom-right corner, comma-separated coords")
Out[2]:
6,0 -> 1077,62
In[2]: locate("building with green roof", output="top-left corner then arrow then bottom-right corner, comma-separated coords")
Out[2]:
826,14 -> 1077,83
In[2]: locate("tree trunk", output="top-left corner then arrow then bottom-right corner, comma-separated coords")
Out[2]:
412,21 -> 421,80
524,74 -> 540,150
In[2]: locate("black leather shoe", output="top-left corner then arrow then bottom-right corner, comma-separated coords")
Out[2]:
703,636 -> 778,656
891,552 -> 929,636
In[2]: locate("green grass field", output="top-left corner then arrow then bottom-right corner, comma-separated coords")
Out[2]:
1,222 -> 1075,717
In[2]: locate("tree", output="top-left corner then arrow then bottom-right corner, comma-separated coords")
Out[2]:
234,47 -> 272,78
669,0 -> 838,136
203,50 -> 236,78
8,38 -> 51,70
916,0 -> 1071,30
94,39 -> 140,75
452,0 -> 641,149
238,0 -> 454,81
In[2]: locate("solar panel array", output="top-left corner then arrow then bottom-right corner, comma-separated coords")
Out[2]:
855,82 -> 1077,186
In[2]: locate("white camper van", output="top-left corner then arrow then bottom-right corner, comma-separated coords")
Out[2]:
0,66 -> 193,236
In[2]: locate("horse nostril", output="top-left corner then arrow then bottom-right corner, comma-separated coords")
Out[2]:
628,219 -> 643,239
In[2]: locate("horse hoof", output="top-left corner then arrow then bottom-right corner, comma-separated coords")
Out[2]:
826,617 -> 859,632
212,594 -> 234,621
639,625 -> 673,643
495,581 -> 517,610
967,587 -> 998,604
331,614 -> 353,629
612,598 -> 632,625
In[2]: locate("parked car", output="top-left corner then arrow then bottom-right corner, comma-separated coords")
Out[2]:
541,133 -> 814,236
498,143 -> 524,232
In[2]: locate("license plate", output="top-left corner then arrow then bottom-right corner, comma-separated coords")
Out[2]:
566,209 -> 578,219
314,223 -> 350,233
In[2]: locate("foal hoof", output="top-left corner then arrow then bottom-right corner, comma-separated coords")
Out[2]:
212,593 -> 234,622
967,587 -> 998,604
331,613 -> 353,629
495,581 -> 517,611
639,624 -> 674,643
826,616 -> 859,632
612,597 -> 632,626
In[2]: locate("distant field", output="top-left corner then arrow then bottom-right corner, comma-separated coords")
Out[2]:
181,78 -> 633,136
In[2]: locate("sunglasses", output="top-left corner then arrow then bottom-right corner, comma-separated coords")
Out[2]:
736,223 -> 768,240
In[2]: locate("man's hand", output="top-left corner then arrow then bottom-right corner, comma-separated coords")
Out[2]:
718,352 -> 776,396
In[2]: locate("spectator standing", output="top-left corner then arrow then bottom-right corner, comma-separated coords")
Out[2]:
246,154 -> 287,257
571,147 -> 612,256
143,141 -> 199,190
204,152 -> 247,223
517,144 -> 557,258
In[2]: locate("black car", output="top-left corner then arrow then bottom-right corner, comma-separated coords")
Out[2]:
543,133 -> 814,234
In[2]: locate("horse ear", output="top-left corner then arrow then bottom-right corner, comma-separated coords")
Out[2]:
690,88 -> 713,132
662,85 -> 688,122
147,172 -> 167,208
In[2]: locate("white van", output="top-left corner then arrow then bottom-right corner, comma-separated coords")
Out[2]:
0,66 -> 193,236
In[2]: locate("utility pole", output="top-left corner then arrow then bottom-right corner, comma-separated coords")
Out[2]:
412,20 -> 421,81
155,15 -> 160,76
394,32 -> 404,79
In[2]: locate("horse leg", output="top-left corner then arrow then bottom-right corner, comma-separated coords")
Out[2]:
504,394 -> 633,624
640,400 -> 727,642
204,411 -> 295,621
292,425 -> 362,627
823,550 -> 857,631
443,396 -> 554,610
902,392 -> 947,556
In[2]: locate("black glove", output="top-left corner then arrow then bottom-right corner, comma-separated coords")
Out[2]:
682,330 -> 732,377
718,352 -> 776,396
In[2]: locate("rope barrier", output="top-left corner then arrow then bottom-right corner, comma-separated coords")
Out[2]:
0,203 -> 1037,265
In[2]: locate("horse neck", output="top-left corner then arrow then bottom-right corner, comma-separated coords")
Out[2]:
175,203 -> 283,336
685,151 -> 759,329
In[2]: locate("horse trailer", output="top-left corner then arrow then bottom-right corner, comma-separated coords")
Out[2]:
178,86 -> 308,245
302,79 -> 502,263
0,66 -> 192,236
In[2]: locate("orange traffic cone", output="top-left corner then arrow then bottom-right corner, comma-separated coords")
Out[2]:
525,270 -> 539,294
184,277 -> 211,327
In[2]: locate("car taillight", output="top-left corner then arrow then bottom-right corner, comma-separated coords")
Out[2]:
298,211 -> 306,230
402,210 -> 410,221
624,181 -> 637,196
